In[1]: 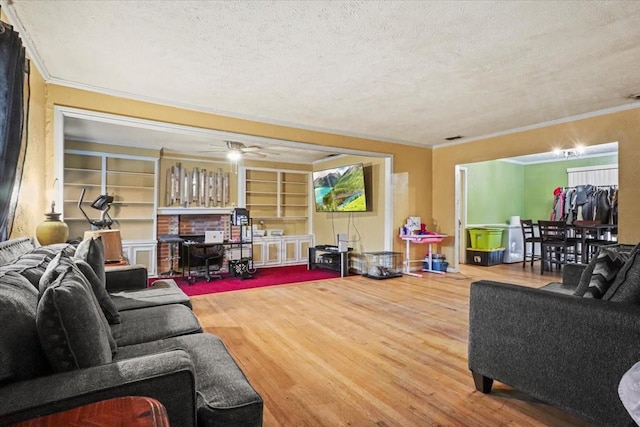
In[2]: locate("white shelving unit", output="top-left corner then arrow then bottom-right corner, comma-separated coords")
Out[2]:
63,149 -> 159,273
239,166 -> 311,223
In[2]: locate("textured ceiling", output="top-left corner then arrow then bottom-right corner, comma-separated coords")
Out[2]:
5,1 -> 640,154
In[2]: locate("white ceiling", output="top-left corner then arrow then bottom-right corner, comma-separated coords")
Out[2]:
4,1 -> 640,160
501,141 -> 618,165
63,115 -> 342,163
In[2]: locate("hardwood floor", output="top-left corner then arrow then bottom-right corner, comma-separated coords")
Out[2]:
192,262 -> 593,426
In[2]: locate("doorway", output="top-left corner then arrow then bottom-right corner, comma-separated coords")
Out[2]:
454,165 -> 467,271
453,142 -> 619,269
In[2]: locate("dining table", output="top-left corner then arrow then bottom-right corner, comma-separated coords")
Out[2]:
571,221 -> 618,263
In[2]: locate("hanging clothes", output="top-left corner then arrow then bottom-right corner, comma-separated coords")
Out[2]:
551,187 -> 565,221
550,185 -> 616,225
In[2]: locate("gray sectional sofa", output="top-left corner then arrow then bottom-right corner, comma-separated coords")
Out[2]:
0,237 -> 263,426
469,258 -> 640,426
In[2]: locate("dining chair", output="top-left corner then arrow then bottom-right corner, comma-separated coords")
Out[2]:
573,220 -> 617,263
520,219 -> 542,269
537,220 -> 579,275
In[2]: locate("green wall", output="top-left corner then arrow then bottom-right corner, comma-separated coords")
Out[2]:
465,155 -> 617,225
523,154 -> 618,221
465,160 -> 525,224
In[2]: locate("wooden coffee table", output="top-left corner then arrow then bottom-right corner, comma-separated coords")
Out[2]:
12,396 -> 169,427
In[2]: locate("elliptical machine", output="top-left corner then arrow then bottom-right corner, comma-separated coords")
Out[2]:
78,188 -> 114,230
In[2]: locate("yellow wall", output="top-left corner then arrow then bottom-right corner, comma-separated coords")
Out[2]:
11,60 -> 47,239
392,146 -> 433,260
312,155 -> 387,253
433,108 -> 640,262
25,79 -> 639,269
36,84 -> 432,254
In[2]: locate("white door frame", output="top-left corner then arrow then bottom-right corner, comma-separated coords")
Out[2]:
453,165 -> 468,271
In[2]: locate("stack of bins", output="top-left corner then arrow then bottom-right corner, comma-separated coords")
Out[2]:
466,227 -> 505,266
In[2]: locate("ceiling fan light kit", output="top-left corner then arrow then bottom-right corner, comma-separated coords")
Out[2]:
227,149 -> 242,161
199,140 -> 270,160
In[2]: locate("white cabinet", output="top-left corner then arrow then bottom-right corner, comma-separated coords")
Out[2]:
282,235 -> 314,264
253,235 -> 314,267
264,239 -> 283,266
122,240 -> 157,275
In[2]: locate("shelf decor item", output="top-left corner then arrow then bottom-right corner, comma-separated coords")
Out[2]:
36,186 -> 69,245
35,209 -> 69,245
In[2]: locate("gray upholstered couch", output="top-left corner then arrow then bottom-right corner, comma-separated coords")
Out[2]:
0,237 -> 263,426
469,261 -> 640,426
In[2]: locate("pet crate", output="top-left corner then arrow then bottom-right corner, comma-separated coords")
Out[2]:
362,251 -> 403,279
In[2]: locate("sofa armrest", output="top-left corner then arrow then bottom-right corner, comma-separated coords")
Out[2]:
562,262 -> 587,288
105,264 -> 148,292
0,350 -> 196,427
468,280 -> 640,426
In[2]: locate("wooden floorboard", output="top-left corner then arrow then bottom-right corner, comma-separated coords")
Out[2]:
191,262 -> 593,426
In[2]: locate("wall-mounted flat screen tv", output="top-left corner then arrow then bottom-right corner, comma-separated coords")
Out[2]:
312,163 -> 367,212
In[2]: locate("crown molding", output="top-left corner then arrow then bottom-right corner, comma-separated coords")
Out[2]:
434,102 -> 640,149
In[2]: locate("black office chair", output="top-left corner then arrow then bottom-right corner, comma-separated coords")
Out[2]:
520,219 -> 542,269
189,243 -> 224,282
538,220 -> 579,275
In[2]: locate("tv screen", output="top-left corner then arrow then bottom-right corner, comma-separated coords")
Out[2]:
312,163 -> 367,212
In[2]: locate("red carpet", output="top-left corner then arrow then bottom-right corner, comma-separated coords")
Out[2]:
150,264 -> 340,296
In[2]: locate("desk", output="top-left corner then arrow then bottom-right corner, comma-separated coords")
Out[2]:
400,234 -> 447,277
12,396 -> 169,427
182,239 -> 254,281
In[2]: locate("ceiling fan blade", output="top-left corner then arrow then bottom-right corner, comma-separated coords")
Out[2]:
195,148 -> 226,153
241,145 -> 262,152
243,151 -> 267,158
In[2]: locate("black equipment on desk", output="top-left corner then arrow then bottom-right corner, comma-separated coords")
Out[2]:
231,208 -> 249,226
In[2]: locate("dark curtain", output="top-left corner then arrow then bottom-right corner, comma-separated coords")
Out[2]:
0,20 -> 27,242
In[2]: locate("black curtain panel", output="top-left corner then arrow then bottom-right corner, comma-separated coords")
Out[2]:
0,20 -> 28,242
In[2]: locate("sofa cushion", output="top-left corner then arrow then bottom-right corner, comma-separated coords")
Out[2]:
583,247 -> 629,298
603,245 -> 640,304
36,266 -> 114,372
109,279 -> 192,311
74,236 -> 106,289
73,259 -> 121,324
574,245 -> 636,297
28,243 -> 76,259
0,253 -> 50,288
40,251 -> 121,324
113,333 -> 263,427
0,271 -> 50,385
39,253 -> 117,354
0,237 -> 35,264
110,304 -> 202,347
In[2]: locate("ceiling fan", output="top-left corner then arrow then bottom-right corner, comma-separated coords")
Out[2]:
199,140 -> 269,160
